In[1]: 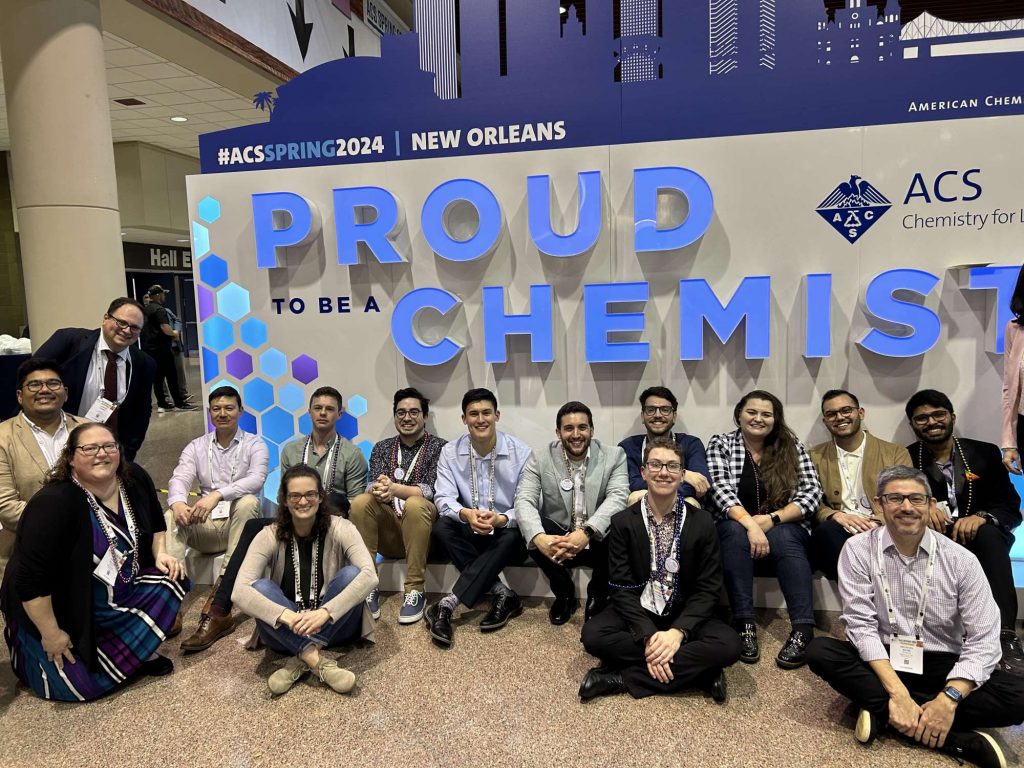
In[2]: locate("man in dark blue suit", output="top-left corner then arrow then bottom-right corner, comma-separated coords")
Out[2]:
36,298 -> 156,461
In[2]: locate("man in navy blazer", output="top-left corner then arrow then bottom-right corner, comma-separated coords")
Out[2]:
35,298 -> 156,461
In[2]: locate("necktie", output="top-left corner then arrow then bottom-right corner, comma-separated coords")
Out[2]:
103,350 -> 119,432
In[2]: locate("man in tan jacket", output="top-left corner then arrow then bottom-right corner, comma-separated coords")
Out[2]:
809,389 -> 911,579
0,358 -> 86,573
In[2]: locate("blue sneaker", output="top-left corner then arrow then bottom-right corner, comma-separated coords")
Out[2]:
366,589 -> 381,620
398,590 -> 425,624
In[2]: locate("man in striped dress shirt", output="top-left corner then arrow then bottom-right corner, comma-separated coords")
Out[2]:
807,465 -> 1024,768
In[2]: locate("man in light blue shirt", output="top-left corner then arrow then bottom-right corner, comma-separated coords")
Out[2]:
426,388 -> 531,648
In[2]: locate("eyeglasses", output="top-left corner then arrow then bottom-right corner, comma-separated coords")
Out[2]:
106,314 -> 143,334
286,491 -> 321,504
878,493 -> 930,507
645,460 -> 683,474
911,409 -> 950,426
76,442 -> 120,456
823,405 -> 858,421
23,379 -> 64,393
642,405 -> 675,416
395,409 -> 422,418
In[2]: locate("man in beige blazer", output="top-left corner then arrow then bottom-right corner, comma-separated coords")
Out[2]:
0,358 -> 86,573
809,389 -> 912,579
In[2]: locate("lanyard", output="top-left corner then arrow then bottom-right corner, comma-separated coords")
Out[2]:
303,434 -> 340,492
469,443 -> 497,511
292,535 -> 320,611
75,477 -> 139,583
393,438 -> 426,482
208,434 -> 242,489
877,529 -> 936,641
640,494 -> 685,612
560,448 -> 588,530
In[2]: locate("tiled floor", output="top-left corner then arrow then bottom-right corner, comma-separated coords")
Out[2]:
0,364 -> 1021,767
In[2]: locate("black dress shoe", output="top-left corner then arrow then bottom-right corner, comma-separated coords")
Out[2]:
709,670 -> 727,704
736,621 -> 759,663
1000,630 -> 1024,674
549,595 -> 577,625
141,654 -> 174,677
578,666 -> 627,701
943,730 -> 1006,768
480,592 -> 523,632
776,629 -> 812,669
425,603 -> 454,648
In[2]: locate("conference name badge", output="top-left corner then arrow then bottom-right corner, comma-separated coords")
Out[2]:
94,548 -> 120,587
890,635 -> 924,675
210,500 -> 231,520
84,396 -> 117,424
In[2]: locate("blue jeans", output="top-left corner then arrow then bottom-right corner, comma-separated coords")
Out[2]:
253,565 -> 362,655
716,519 -> 815,626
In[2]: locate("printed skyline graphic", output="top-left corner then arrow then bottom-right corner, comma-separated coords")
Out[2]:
201,0 -> 1024,173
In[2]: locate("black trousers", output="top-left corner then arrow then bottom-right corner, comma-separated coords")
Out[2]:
958,523 -> 1018,629
146,345 -> 186,408
213,517 -> 274,613
527,516 -> 609,604
431,516 -> 527,608
581,608 -> 741,699
810,517 -> 852,581
807,637 -> 1024,730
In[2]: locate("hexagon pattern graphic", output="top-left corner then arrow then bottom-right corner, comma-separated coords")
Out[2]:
197,196 -> 221,223
202,316 -> 234,353
239,317 -> 268,349
192,222 -> 210,258
265,440 -> 280,472
198,254 -> 229,288
197,285 -> 215,322
201,347 -> 219,383
347,395 -> 367,418
217,283 -> 251,322
298,413 -> 312,436
225,349 -> 253,379
292,355 -> 318,384
239,411 -> 258,435
261,407 -> 295,444
259,348 -> 288,379
263,467 -> 281,503
279,383 -> 305,413
356,440 -> 373,461
243,378 -> 274,412
337,413 -> 358,440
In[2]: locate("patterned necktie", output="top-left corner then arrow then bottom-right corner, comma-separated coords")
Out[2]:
103,350 -> 119,432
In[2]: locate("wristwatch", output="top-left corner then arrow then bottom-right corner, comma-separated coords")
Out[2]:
769,513 -> 781,526
942,685 -> 963,705
581,526 -> 595,540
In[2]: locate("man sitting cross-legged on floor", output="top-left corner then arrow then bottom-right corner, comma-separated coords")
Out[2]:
807,465 -> 1024,768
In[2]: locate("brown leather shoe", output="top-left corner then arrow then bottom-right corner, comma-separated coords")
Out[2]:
168,611 -> 183,639
180,613 -> 235,653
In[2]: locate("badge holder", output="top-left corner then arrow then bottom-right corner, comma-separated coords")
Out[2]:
84,396 -> 117,424
210,500 -> 231,520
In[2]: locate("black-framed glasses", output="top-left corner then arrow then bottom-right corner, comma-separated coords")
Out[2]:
76,442 -> 120,456
911,409 -> 950,426
395,409 -> 422,418
106,314 -> 143,334
879,493 -> 930,507
642,405 -> 675,416
286,491 -> 321,504
23,379 -> 64,393
823,405 -> 858,421
645,460 -> 683,474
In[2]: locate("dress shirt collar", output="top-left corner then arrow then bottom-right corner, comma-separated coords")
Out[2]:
457,431 -> 508,458
836,434 -> 866,459
880,525 -> 934,557
96,334 -> 130,362
21,410 -> 67,436
211,428 -> 244,449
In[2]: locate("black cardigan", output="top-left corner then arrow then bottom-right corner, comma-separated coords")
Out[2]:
0,464 -> 165,671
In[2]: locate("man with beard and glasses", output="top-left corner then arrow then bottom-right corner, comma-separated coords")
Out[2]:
905,389 -> 1023,675
618,386 -> 709,507
515,401 -> 629,625
809,389 -> 912,580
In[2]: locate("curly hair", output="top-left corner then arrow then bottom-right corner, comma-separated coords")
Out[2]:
733,390 -> 799,512
48,422 -> 131,486
274,464 -> 335,543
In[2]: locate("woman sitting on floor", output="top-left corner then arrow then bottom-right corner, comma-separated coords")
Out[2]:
0,423 -> 187,701
232,464 -> 378,695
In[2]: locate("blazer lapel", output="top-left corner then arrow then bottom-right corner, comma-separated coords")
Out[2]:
549,443 -> 573,516
14,418 -> 50,476
583,443 -> 604,519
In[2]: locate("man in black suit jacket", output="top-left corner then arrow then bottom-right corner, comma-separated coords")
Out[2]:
36,298 -> 156,461
906,389 -> 1024,673
579,437 -> 741,701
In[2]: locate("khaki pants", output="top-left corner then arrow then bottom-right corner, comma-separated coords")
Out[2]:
164,494 -> 260,575
349,493 -> 436,592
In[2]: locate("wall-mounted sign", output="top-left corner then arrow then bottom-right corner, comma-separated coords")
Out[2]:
123,242 -> 193,273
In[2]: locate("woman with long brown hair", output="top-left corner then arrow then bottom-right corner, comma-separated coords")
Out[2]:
706,390 -> 822,671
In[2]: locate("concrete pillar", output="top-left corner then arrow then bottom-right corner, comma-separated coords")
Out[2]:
0,0 -> 124,345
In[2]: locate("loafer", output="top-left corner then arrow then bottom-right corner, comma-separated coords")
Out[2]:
854,709 -> 878,746
736,621 -> 759,663
141,654 -> 174,677
167,611 -> 182,639
180,613 -> 235,653
425,602 -> 454,648
549,595 -> 577,626
480,592 -> 523,632
710,670 -> 727,704
578,666 -> 626,701
943,730 -> 1006,768
268,657 -> 308,695
398,590 -> 425,624
366,589 -> 381,620
776,629 -> 812,670
316,658 -> 356,694
999,630 -> 1024,675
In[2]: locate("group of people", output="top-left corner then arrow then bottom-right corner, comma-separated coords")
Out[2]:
0,296 -> 1023,768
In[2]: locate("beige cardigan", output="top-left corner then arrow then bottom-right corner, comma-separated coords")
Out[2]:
232,516 -> 378,647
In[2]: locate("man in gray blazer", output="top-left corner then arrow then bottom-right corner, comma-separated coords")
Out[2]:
515,401 -> 629,625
